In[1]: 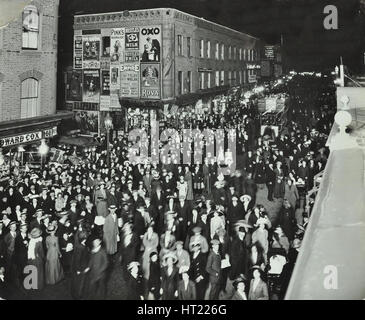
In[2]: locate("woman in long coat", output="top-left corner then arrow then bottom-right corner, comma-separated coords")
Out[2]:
94,182 -> 108,218
45,225 -> 64,285
184,166 -> 194,201
273,163 -> 285,199
248,267 -> 269,300
284,179 -> 299,209
70,230 -> 90,299
161,253 -> 179,300
142,226 -> 159,280
27,227 -> 45,290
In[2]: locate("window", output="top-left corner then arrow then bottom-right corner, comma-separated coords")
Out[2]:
178,35 -> 183,56
21,78 -> 39,119
178,71 -> 183,95
233,47 -> 237,60
215,71 -> 220,86
243,70 -> 247,83
228,71 -> 232,85
206,41 -> 211,58
243,49 -> 247,61
215,43 -> 219,60
22,5 -> 39,49
228,46 -> 232,60
207,73 -> 211,88
186,71 -> 191,93
199,72 -> 205,89
220,70 -> 224,85
200,39 -> 204,58
239,71 -> 242,84
187,37 -> 191,57
221,44 -> 225,60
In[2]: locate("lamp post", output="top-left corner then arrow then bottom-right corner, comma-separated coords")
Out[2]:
104,113 -> 113,169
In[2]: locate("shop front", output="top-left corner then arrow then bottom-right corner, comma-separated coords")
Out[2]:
0,112 -> 72,180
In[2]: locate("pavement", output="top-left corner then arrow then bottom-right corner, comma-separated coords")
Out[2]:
7,185 -> 283,300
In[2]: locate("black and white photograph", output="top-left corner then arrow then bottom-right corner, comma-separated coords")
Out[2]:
0,0 -> 364,306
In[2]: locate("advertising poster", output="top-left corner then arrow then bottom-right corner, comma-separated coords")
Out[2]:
125,27 -> 140,50
125,51 -> 140,63
101,70 -> 110,95
110,66 -> 120,91
140,63 -> 160,99
66,70 -> 82,101
140,26 -> 161,62
73,111 -> 99,134
82,35 -> 100,69
74,36 -> 83,69
100,96 -> 111,111
82,70 -> 100,103
110,28 -> 125,64
110,91 -> 121,109
120,64 -> 139,98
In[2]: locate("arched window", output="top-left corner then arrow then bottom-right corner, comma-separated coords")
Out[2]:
22,5 -> 39,49
21,78 -> 39,118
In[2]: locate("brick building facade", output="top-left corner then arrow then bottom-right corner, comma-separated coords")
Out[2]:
0,0 -> 71,169
67,8 -> 263,133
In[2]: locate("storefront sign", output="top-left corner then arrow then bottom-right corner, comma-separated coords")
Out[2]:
120,64 -> 140,98
140,63 -> 160,99
261,60 -> 271,77
198,68 -> 212,72
82,35 -> 100,69
264,46 -> 275,60
82,70 -> 100,103
246,64 -> 261,70
0,127 -> 57,148
248,74 -> 257,83
140,26 -> 161,63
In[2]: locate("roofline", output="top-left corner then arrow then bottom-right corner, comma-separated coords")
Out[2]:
74,7 -> 260,41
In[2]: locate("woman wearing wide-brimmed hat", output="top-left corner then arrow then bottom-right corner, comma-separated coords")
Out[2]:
231,275 -> 248,300
248,266 -> 269,300
161,251 -> 179,300
45,224 -> 64,285
27,227 -> 45,290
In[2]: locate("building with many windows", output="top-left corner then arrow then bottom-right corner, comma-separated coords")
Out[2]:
0,0 -> 71,170
68,8 -> 263,131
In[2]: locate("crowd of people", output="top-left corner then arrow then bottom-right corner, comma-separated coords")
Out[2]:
0,75 -> 334,300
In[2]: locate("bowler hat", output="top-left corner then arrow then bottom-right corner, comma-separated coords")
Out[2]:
29,227 -> 42,239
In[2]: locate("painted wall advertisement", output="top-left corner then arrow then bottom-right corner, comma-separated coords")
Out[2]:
74,36 -> 83,69
140,26 -> 161,62
120,64 -> 139,98
83,70 -> 100,103
110,28 -> 125,64
82,35 -> 100,69
140,63 -> 160,99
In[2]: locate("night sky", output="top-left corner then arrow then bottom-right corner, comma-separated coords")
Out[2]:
58,0 -> 365,73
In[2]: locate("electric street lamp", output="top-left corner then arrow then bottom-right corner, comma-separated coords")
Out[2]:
104,113 -> 113,169
38,139 -> 49,169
